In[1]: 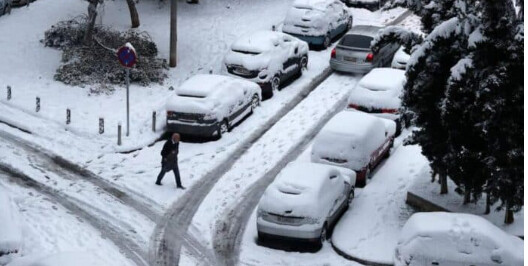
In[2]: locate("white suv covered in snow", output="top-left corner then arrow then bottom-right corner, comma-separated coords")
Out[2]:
224,31 -> 309,100
347,68 -> 406,135
282,0 -> 352,49
257,162 -> 355,247
311,111 -> 395,187
395,212 -> 524,266
165,74 -> 261,139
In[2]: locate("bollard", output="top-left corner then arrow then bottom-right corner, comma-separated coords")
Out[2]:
209,69 -> 213,74
7,86 -> 11,100
35,97 -> 40,112
66,109 -> 71,125
272,25 -> 276,31
152,111 -> 156,132
99,118 -> 104,134
117,123 -> 122,146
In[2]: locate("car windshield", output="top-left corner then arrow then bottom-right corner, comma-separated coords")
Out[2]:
232,49 -> 260,55
339,34 -> 373,49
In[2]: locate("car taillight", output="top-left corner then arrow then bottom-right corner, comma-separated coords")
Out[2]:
331,48 -> 336,58
348,103 -> 359,109
381,108 -> 398,114
366,53 -> 374,62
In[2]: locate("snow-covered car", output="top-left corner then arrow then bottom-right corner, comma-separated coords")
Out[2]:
257,162 -> 356,246
330,25 -> 400,74
224,31 -> 309,100
166,74 -> 261,138
282,0 -> 353,49
0,188 -> 22,264
347,68 -> 406,135
395,212 -> 524,266
311,111 -> 395,187
391,46 -> 410,69
0,0 -> 12,16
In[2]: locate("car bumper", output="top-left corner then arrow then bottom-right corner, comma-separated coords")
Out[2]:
330,58 -> 373,74
284,33 -> 325,46
257,218 -> 322,241
166,120 -> 219,137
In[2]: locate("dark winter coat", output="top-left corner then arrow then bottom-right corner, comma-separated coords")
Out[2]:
161,140 -> 179,170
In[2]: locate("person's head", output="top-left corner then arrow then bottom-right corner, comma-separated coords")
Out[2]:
171,133 -> 180,142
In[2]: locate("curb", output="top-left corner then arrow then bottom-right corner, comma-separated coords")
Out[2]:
331,241 -> 393,266
405,191 -> 449,212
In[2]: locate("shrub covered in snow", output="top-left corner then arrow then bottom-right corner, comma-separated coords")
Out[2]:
42,17 -> 168,92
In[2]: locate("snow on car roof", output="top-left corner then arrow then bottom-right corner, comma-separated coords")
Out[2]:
358,68 -> 406,91
398,212 -> 524,265
292,0 -> 330,10
349,25 -> 383,37
176,74 -> 239,97
231,31 -> 285,54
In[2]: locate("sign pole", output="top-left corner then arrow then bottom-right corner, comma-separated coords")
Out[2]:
126,68 -> 130,137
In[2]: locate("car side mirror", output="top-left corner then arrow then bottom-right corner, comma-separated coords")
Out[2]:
294,47 -> 298,54
329,175 -> 337,179
385,131 -> 388,137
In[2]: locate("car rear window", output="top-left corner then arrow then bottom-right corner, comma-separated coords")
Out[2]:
339,34 -> 373,49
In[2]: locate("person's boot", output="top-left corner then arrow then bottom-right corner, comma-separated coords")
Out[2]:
177,185 -> 185,190
155,181 -> 162,186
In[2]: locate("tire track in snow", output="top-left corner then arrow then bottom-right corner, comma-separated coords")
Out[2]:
0,164 -> 148,266
148,67 -> 333,266
214,9 -> 415,265
0,130 -> 214,265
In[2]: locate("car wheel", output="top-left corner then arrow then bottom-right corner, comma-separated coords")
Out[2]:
323,33 -> 331,49
365,166 -> 372,179
300,56 -> 308,71
250,94 -> 260,112
319,223 -> 328,245
384,140 -> 394,159
217,120 -> 229,138
348,189 -> 355,205
347,17 -> 353,30
271,76 -> 281,91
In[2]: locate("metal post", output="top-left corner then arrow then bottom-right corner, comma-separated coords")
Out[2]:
169,0 -> 177,67
126,68 -> 130,137
152,111 -> 156,132
35,97 -> 40,112
272,25 -> 276,31
7,86 -> 11,100
99,118 -> 104,134
117,123 -> 122,145
66,109 -> 71,124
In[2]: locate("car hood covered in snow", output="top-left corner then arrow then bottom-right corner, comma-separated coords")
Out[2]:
224,31 -> 282,71
258,162 -> 352,219
395,212 -> 524,266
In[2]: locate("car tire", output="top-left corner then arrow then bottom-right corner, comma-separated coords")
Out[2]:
319,223 -> 328,246
365,166 -> 372,179
217,119 -> 229,138
250,94 -> 259,113
347,17 -> 353,30
322,33 -> 331,49
271,75 -> 281,91
348,189 -> 355,205
384,140 -> 394,159
300,55 -> 308,71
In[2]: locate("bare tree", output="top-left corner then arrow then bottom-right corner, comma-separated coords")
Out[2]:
84,0 -> 102,45
126,0 -> 140,28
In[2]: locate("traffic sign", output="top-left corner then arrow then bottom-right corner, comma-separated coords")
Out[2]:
117,44 -> 137,68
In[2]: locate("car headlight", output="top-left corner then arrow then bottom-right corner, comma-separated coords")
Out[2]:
300,217 -> 319,225
258,68 -> 269,80
203,113 -> 216,120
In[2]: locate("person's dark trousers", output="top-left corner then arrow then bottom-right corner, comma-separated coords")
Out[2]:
156,162 -> 182,187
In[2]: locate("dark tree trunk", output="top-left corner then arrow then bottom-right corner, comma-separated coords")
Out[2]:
126,0 -> 140,28
84,0 -> 99,45
484,193 -> 490,214
504,201 -> 514,224
463,188 -> 471,204
440,174 -> 448,194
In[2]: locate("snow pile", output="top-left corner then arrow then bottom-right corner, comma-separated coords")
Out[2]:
7,252 -> 109,266
347,68 -> 405,110
0,187 -> 22,262
283,0 -> 347,36
395,212 -> 524,266
311,111 -> 392,171
165,74 -> 260,120
258,162 -> 353,219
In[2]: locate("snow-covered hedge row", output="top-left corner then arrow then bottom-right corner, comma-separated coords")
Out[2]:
42,17 -> 168,93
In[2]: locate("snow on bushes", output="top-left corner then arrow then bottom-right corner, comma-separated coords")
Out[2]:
42,17 -> 168,93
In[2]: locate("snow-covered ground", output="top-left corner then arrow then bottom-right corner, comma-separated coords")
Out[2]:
0,177 -> 133,266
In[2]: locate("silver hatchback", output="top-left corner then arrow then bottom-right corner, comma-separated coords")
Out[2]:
330,25 -> 399,74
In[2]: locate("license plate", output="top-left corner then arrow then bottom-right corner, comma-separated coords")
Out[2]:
276,216 -> 294,223
344,56 -> 357,62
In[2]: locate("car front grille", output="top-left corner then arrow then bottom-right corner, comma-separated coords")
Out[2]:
264,213 -> 304,225
168,112 -> 206,123
322,157 -> 348,164
226,65 -> 259,78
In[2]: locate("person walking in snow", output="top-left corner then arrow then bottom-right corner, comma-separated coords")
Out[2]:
156,133 -> 185,189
